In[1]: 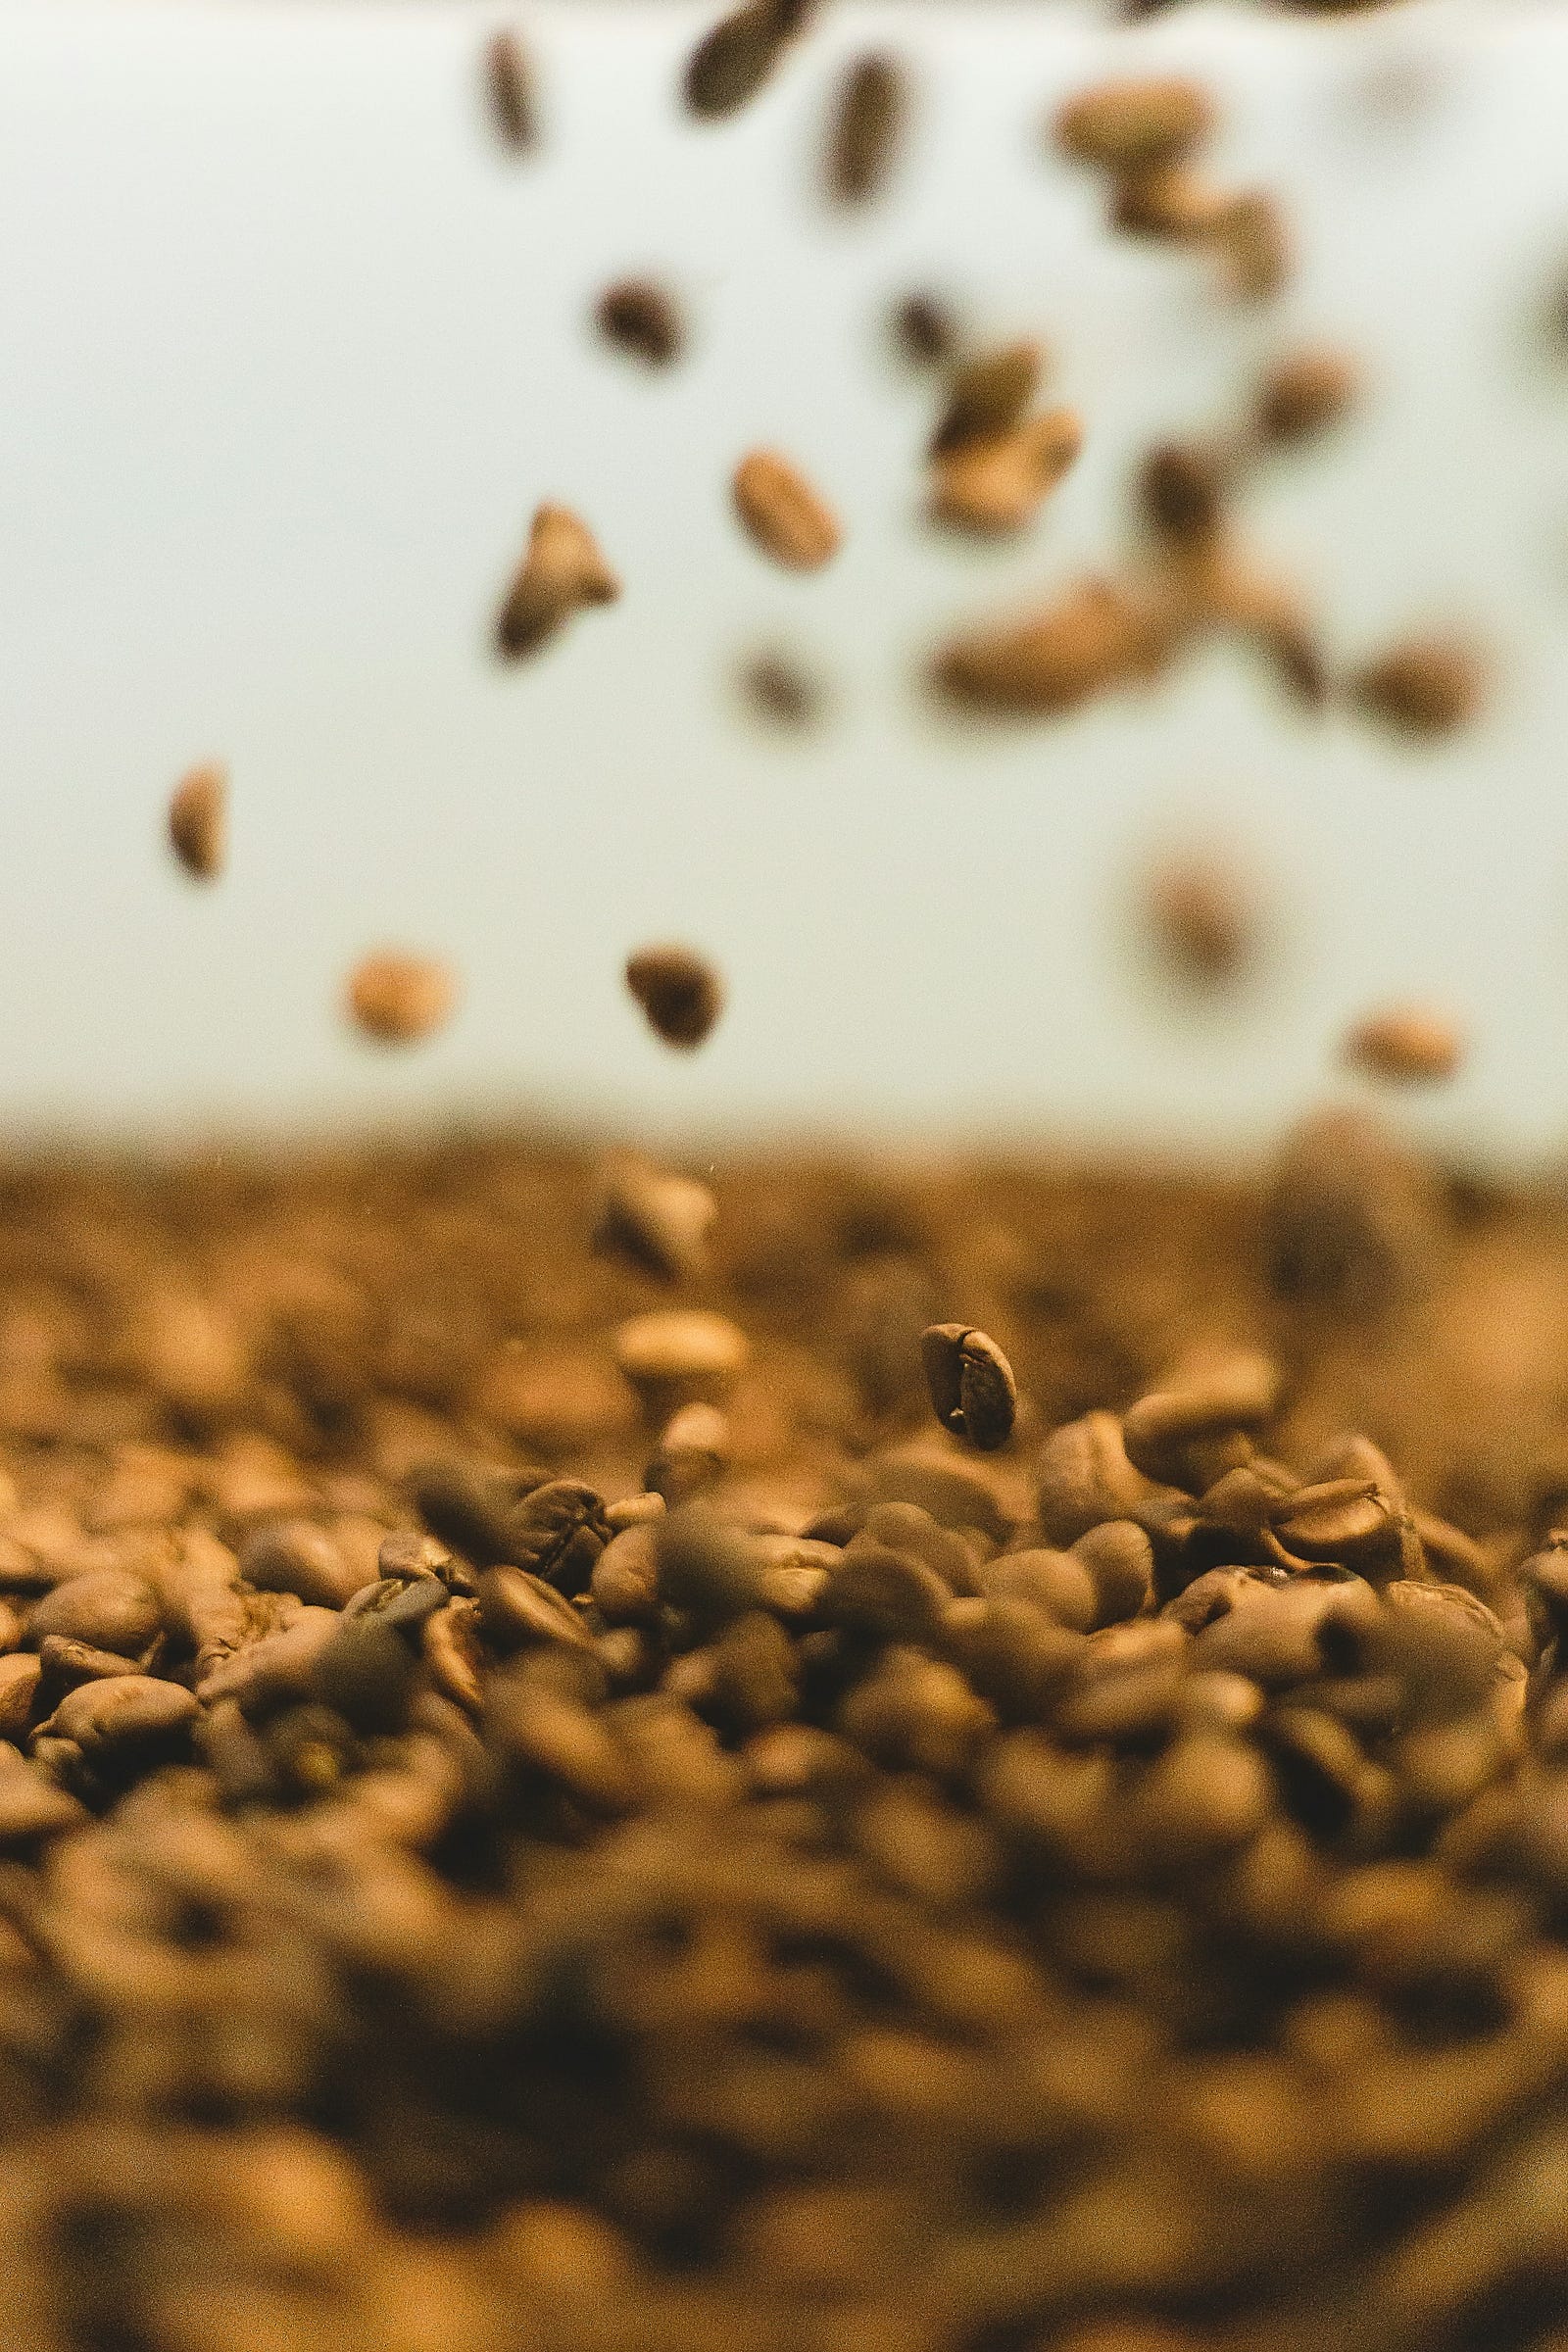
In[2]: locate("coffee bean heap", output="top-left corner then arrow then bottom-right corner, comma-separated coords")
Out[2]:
0,1125 -> 1562,2348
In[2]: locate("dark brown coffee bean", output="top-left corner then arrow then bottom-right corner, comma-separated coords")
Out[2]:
478,1565 -> 593,1652
486,28 -> 538,151
1342,1004 -> 1463,1085
931,340 -> 1042,455
1110,163 -> 1227,241
1121,1351 -> 1278,1490
624,944 -> 725,1050
346,952 -> 456,1046
595,277 -> 685,367
655,1506 -> 763,1624
822,52 -> 907,205
683,0 -> 814,122
1254,347 -> 1359,446
890,290 -> 960,369
1348,635 -> 1487,739
1054,76 -> 1215,171
497,503 -> 619,658
504,1480 -> 611,1592
732,449 -> 841,569
919,1324 -> 1017,1451
488,1682 -> 634,1814
1138,441 -> 1226,545
241,1520 -> 367,1611
822,1534 -> 950,1645
167,762 -> 225,881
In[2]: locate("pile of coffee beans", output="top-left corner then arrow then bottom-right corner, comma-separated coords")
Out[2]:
0,1123 -> 1562,2348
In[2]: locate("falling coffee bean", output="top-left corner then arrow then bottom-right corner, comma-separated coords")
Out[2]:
625,944 -> 725,1050
822,51 -> 908,206
1348,636 -> 1487,739
346,953 -> 457,1046
683,0 -> 815,122
1054,76 -> 1216,171
167,762 -> 226,881
920,1324 -> 1018,1451
732,449 -> 841,570
497,503 -> 619,659
595,277 -> 685,368
486,27 -> 538,151
1342,1005 -> 1464,1085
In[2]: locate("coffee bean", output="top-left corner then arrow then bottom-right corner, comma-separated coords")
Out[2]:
1142,853 -> 1257,990
613,1309 -> 750,1420
1121,1351 -> 1278,1491
478,1566 -> 593,1652
732,449 -> 841,569
645,1402 -> 730,1507
822,52 -> 907,205
1110,164 -> 1227,241
29,1569 -> 161,1657
624,944 -> 725,1050
345,953 -> 456,1046
890,290 -> 960,369
929,409 -> 1083,535
931,340 -> 1043,455
978,1546 -> 1097,1632
593,1153 -> 715,1284
1138,441 -> 1226,545
1072,1520 -> 1155,1626
167,762 -> 225,881
931,576 -> 1160,716
1054,76 -> 1215,171
683,0 -> 814,122
313,1619 -> 416,1735
1214,190 -> 1292,301
0,1651 -> 41,1741
595,277 -> 685,367
1348,635 -> 1487,738
1039,1412 -> 1151,1546
486,28 -> 538,150
241,1521 -> 367,1611
919,1324 -> 1017,1451
496,502 -> 619,658
655,1505 -> 763,1625
1254,347 -> 1359,446
46,1674 -> 199,1758
1342,1004 -> 1463,1085
735,646 -> 827,732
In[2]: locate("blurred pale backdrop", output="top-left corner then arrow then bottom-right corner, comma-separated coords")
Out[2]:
0,0 -> 1565,1160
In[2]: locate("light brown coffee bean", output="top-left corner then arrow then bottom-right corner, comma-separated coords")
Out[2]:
929,409 -> 1083,535
1254,347 -> 1359,446
1348,635 -> 1487,738
614,1310 -> 750,1421
979,1547 -> 1096,1633
683,0 -> 814,122
1121,1352 -> 1278,1489
930,576 -> 1158,717
1072,1520 -> 1155,1626
0,1652 -> 40,1741
931,340 -> 1043,454
595,277 -> 685,367
645,1402 -> 730,1506
1054,76 -> 1215,171
167,762 -> 226,881
1214,189 -> 1292,301
1110,164 -> 1227,241
919,1325 -> 1017,1452
346,952 -> 456,1047
624,943 -> 725,1050
47,1674 -> 199,1758
496,503 -> 619,659
822,51 -> 907,205
29,1569 -> 161,1657
1039,1413 -> 1151,1546
486,28 -> 538,151
732,449 -> 841,570
1342,1005 -> 1464,1085
241,1521 -> 366,1611
1142,853 -> 1257,990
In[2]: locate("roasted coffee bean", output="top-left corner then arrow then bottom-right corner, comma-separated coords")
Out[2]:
735,646 -> 828,730
1054,76 -> 1215,171
919,1324 -> 1017,1451
613,1308 -> 750,1420
29,1570 -> 161,1658
44,1674 -> 199,1759
1214,189 -> 1293,301
1039,1412 -> 1151,1546
644,1402 -> 730,1506
1138,441 -> 1226,545
655,1505 -> 763,1624
167,761 -> 225,881
595,277 -> 684,367
312,1618 -> 416,1736
1342,1004 -> 1464,1085
501,1480 -> 611,1593
1348,635 -> 1487,738
1121,1351 -> 1278,1491
241,1520 -> 367,1611
478,1565 -> 593,1652
1073,1519 -> 1155,1626
1142,853 -> 1257,990
346,952 -> 457,1046
930,339 -> 1042,455
890,289 -> 960,369
486,28 -> 538,150
496,502 -> 619,658
929,408 -> 1083,535
1254,346 -> 1359,446
624,944 -> 725,1050
931,576 -> 1160,716
732,448 -> 841,569
1263,1104 -> 1442,1318
593,1153 -> 715,1284
822,51 -> 907,205
683,0 -> 814,121
1110,163 -> 1226,241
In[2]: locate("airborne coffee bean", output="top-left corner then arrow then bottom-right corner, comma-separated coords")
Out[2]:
497,503 -> 619,658
624,944 -> 725,1049
595,277 -> 685,367
1343,1004 -> 1464,1085
683,0 -> 814,122
486,28 -> 539,150
167,762 -> 226,881
731,449 -> 841,569
919,1323 -> 1017,1450
822,51 -> 908,206
346,952 -> 457,1046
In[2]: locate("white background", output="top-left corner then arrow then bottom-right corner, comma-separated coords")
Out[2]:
0,0 -> 1565,1163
